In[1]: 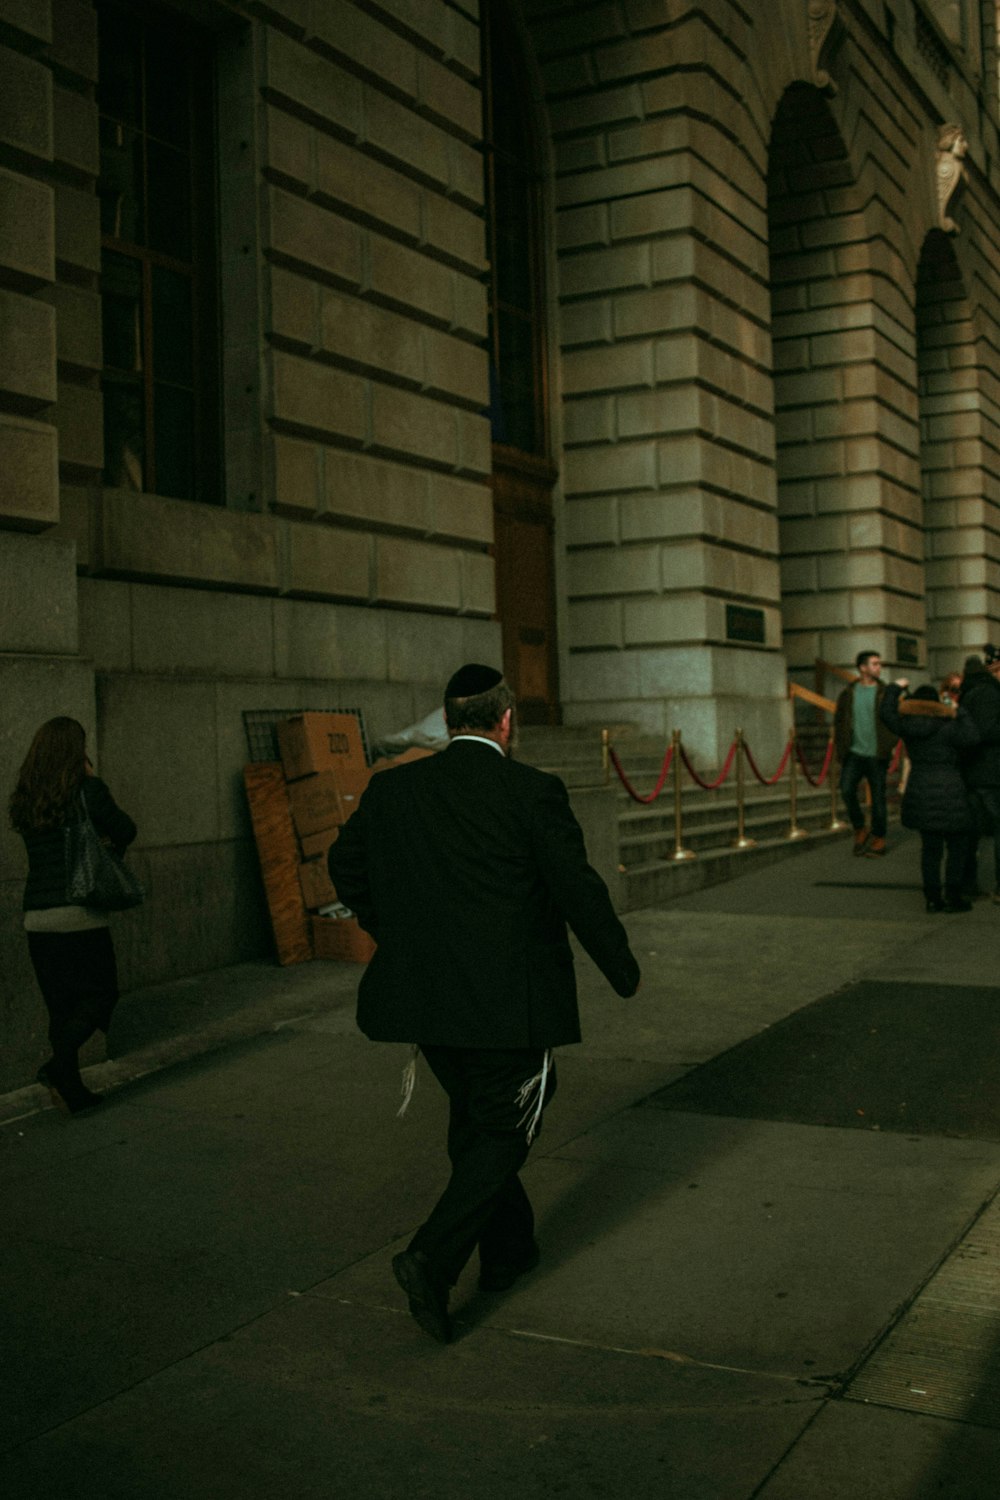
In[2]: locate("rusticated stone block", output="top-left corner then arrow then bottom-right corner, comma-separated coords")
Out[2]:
264,104 -> 312,191
0,412 -> 58,526
269,265 -> 318,349
430,474 -> 492,543
283,518 -> 370,601
272,432 -> 321,515
54,180 -> 100,275
0,288 -> 56,408
49,0 -> 97,82
0,530 -> 77,651
43,281 -> 101,372
266,186 -> 363,288
323,448 -> 432,530
0,44 -> 51,162
374,534 -> 462,609
317,134 -> 422,241
363,88 -> 450,189
269,349 -> 367,444
370,382 -> 457,467
0,166 -> 54,287
368,235 -> 452,324
313,0 -> 418,99
319,285 -> 424,385
52,84 -> 98,178
263,30 -> 361,137
100,489 -> 279,592
54,379 -> 102,471
0,0 -> 52,45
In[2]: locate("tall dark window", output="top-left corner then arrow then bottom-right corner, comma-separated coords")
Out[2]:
97,1 -> 220,502
482,4 -> 548,457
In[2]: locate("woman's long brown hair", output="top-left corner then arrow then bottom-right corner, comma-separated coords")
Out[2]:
9,717 -> 88,833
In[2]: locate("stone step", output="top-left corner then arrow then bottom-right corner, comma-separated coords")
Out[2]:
620,827 -> 845,912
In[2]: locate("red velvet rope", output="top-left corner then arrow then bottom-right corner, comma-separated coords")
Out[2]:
795,736 -> 835,788
609,743 -> 674,804
679,737 -> 739,791
743,736 -> 793,786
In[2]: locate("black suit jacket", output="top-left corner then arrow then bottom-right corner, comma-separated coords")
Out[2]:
327,738 -> 640,1048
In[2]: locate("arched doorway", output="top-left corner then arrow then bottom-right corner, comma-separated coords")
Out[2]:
768,82 -> 923,680
915,229 -> 989,678
482,0 -> 560,724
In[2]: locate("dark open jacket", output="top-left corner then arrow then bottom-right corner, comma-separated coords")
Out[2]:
21,776 -> 137,911
880,685 -> 979,833
958,669 -> 1000,790
327,739 -> 640,1049
834,679 -> 897,761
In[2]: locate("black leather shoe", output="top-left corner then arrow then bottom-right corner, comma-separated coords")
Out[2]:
944,895 -> 973,913
925,898 -> 945,913
392,1250 -> 451,1344
478,1242 -> 541,1293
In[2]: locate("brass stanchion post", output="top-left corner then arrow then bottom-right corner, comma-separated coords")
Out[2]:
827,734 -> 847,831
787,729 -> 809,841
730,729 -> 757,850
601,727 -> 610,786
668,729 -> 696,863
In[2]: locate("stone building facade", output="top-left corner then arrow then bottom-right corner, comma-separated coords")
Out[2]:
1,0 -> 999,1082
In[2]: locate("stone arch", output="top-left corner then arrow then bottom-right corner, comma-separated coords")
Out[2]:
917,229 -> 999,676
768,81 -> 924,679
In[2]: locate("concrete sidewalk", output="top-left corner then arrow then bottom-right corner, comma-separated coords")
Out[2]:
3,827 -> 1000,1498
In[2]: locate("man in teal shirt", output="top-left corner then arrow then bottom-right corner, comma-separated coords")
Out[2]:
834,650 -> 897,855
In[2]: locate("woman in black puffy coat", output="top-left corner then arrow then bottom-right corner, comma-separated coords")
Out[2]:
880,683 -> 979,912
9,717 -> 137,1113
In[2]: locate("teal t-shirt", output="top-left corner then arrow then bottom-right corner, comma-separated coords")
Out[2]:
851,684 -> 878,757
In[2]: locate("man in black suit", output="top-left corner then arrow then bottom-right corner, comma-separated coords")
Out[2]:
328,664 -> 640,1343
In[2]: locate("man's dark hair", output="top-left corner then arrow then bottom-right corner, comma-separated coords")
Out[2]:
445,679 -> 515,732
855,649 -> 879,671
912,684 -> 939,702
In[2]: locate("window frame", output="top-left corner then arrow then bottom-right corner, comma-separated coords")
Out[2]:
97,0 -> 221,504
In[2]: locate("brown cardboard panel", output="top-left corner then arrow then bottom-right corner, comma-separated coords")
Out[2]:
286,771 -> 345,838
299,858 -> 337,911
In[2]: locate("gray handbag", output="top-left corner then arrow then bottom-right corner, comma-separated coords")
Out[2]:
65,792 -> 144,911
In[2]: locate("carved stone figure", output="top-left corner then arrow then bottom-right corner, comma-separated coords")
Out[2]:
936,124 -> 968,233
807,0 -> 841,95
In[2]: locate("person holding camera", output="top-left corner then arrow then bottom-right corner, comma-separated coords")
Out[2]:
957,648 -> 1000,902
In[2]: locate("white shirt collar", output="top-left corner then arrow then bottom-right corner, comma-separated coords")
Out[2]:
450,734 -> 505,756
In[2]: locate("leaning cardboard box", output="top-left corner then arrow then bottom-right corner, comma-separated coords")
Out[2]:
288,769 -> 370,844
278,712 -> 366,782
299,858 -> 337,911
312,913 -> 376,963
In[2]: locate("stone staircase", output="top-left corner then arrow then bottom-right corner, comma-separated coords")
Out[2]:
516,723 -> 846,912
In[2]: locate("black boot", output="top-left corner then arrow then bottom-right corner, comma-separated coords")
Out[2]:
944,889 -> 973,913
38,1057 -> 102,1114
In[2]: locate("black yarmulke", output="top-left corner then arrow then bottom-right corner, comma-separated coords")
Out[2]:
444,663 -> 503,698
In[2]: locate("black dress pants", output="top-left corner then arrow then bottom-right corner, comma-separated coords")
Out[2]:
919,830 -> 969,900
409,1045 -> 556,1288
27,928 -> 119,1065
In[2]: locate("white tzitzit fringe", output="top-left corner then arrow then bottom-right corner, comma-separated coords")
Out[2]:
397,1044 -> 419,1117
515,1049 -> 552,1144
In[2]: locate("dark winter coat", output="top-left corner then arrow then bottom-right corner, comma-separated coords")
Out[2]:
21,776 -> 137,911
327,737 -> 640,1049
958,669 -> 1000,789
880,685 -> 980,833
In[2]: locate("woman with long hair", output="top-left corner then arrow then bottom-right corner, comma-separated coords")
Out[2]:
9,717 -> 137,1113
880,684 -> 979,912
